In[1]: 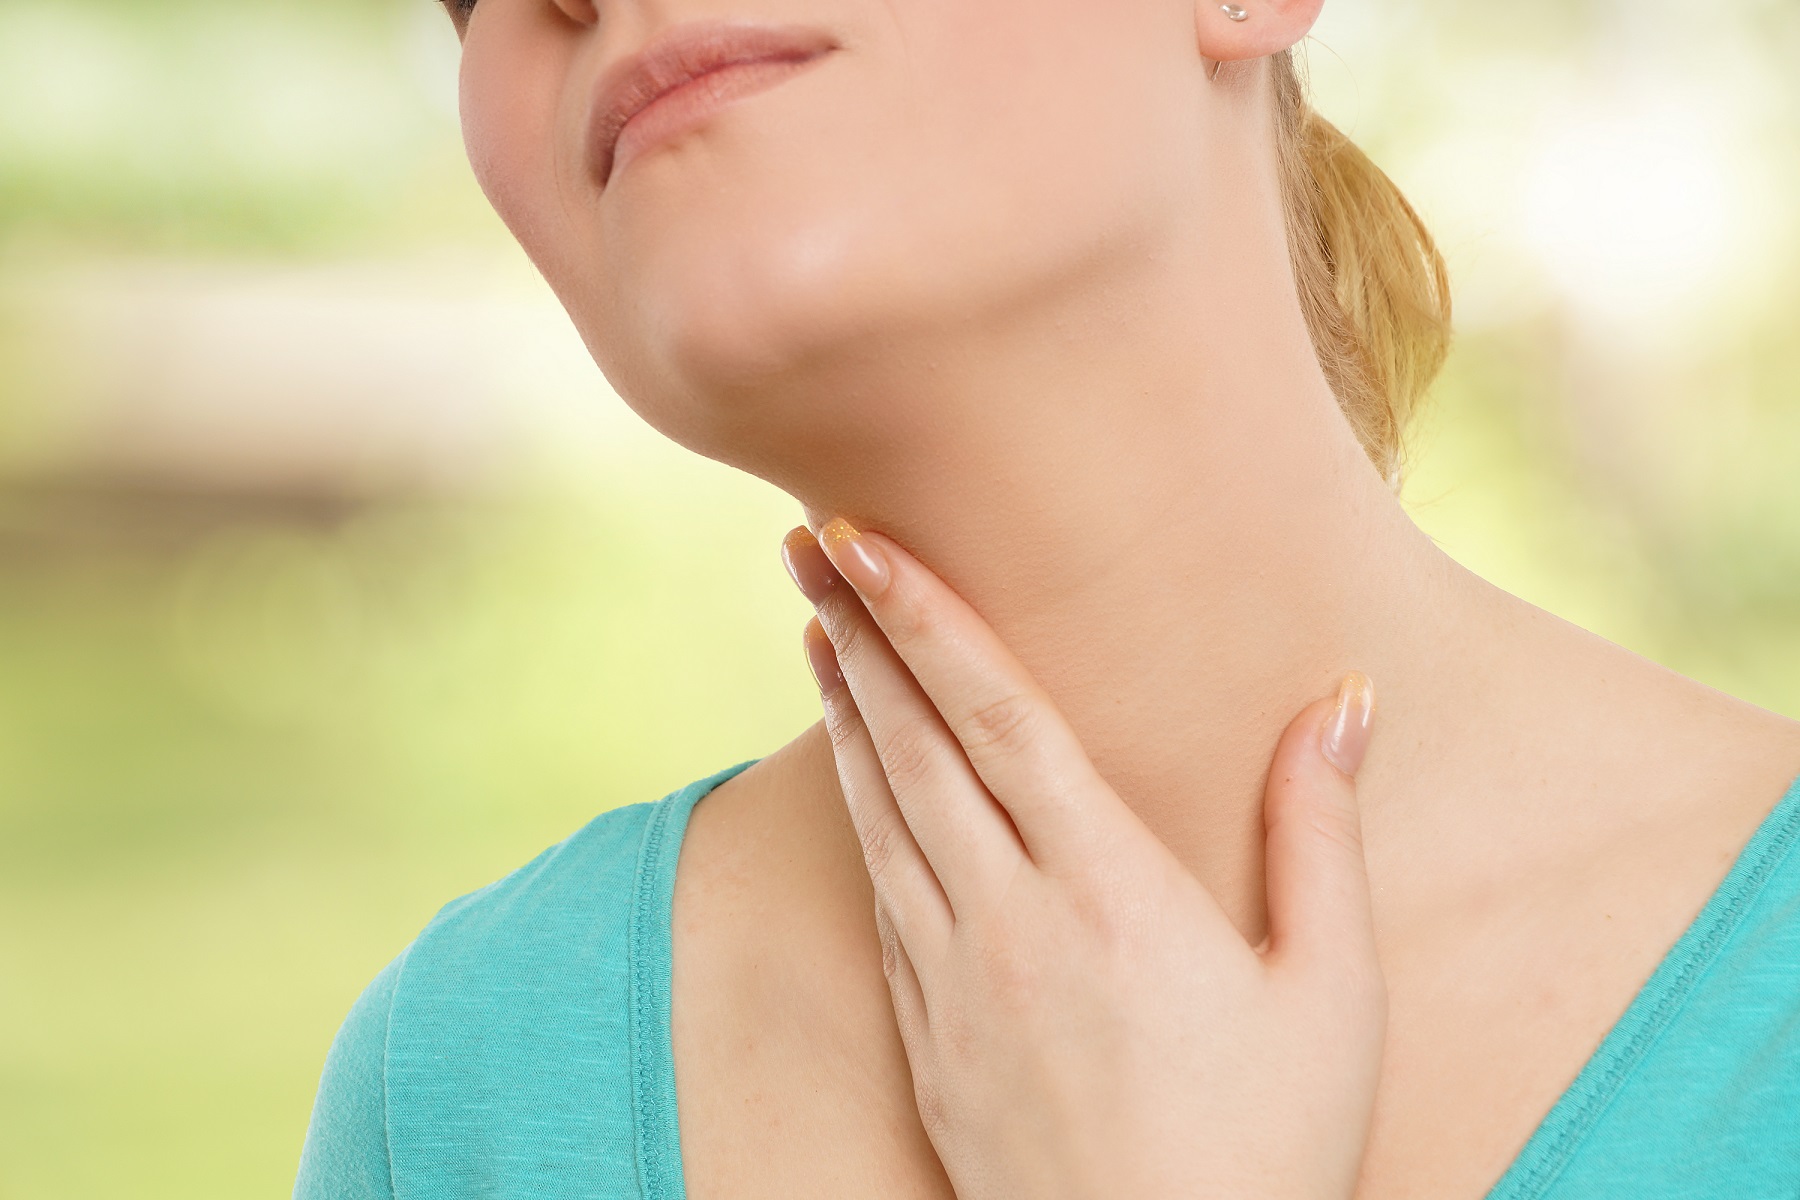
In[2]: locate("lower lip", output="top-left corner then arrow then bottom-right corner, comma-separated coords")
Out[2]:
607,52 -> 832,186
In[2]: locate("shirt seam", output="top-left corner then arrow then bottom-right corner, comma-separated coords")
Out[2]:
380,941 -> 414,1200
629,791 -> 679,1200
1487,773 -> 1800,1199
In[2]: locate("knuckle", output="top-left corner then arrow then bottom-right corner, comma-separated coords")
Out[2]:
874,712 -> 947,796
972,914 -> 1044,1012
1066,871 -> 1140,951
961,689 -> 1044,763
824,701 -> 867,754
1065,872 -> 1168,982
883,574 -> 943,645
937,997 -> 979,1064
912,1072 -> 952,1136
1307,799 -> 1367,860
828,613 -> 874,671
858,810 -> 904,879
873,905 -> 908,987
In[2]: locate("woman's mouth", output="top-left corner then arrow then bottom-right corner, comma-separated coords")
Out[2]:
587,21 -> 839,190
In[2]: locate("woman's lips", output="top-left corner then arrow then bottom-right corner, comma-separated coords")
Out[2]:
588,22 -> 838,190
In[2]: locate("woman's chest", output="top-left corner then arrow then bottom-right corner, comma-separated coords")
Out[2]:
670,897 -> 957,1200
664,743 -> 1799,1200
668,915 -> 1641,1200
1348,810 -> 1781,1198
669,866 -> 1749,1200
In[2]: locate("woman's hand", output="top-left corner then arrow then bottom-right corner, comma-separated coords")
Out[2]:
780,518 -> 1386,1200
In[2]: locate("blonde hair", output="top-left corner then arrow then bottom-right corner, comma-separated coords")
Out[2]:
1270,48 -> 1453,488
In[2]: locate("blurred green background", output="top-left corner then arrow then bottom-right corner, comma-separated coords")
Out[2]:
1,0 -> 1796,1195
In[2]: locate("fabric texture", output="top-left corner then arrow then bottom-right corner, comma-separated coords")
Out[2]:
295,760 -> 1800,1199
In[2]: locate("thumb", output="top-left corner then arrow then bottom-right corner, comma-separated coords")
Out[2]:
1260,671 -> 1380,975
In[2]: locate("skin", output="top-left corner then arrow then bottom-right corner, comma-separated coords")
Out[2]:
792,519 -> 1387,1197
443,0 -> 1800,1195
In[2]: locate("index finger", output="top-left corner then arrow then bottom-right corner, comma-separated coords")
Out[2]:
789,528 -> 1027,919
815,517 -> 1132,874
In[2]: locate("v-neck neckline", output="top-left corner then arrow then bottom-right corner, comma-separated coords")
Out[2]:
1481,766 -> 1800,1198
628,759 -> 1800,1200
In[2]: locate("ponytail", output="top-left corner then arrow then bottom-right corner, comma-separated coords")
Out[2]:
1271,49 -> 1453,488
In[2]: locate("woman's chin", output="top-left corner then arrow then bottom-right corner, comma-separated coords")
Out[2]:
619,249 -> 917,397
582,266 -> 935,475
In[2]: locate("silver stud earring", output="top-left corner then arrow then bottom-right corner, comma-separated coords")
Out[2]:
1211,4 -> 1248,79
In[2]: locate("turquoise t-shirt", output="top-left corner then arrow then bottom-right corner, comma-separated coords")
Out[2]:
294,760 -> 1800,1198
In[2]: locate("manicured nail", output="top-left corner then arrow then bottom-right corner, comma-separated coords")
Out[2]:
1320,670 -> 1376,776
818,518 -> 891,598
781,525 -> 841,605
803,616 -> 845,696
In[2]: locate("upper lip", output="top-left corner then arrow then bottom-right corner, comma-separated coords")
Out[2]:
587,20 -> 838,188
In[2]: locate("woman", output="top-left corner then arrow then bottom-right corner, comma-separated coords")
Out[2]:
296,0 -> 1800,1195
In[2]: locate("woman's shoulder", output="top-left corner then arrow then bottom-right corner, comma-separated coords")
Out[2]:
293,757 -> 762,1199
398,756 -> 764,999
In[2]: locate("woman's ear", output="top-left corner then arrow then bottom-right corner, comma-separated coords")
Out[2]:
547,0 -> 600,29
1194,0 -> 1326,71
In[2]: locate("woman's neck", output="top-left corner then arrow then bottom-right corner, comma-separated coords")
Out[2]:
758,252 -> 1488,944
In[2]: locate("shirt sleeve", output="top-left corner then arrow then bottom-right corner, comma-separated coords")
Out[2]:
293,945 -> 411,1200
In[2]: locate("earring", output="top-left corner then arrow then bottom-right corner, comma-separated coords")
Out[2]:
1211,4 -> 1248,79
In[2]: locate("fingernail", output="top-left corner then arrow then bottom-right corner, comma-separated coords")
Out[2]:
818,517 -> 891,598
782,525 -> 841,606
803,616 -> 845,696
1319,670 -> 1376,777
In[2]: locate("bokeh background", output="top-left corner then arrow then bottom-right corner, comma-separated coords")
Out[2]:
1,0 -> 1796,1194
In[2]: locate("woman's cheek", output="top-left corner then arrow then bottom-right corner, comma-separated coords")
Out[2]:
458,28 -> 578,277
